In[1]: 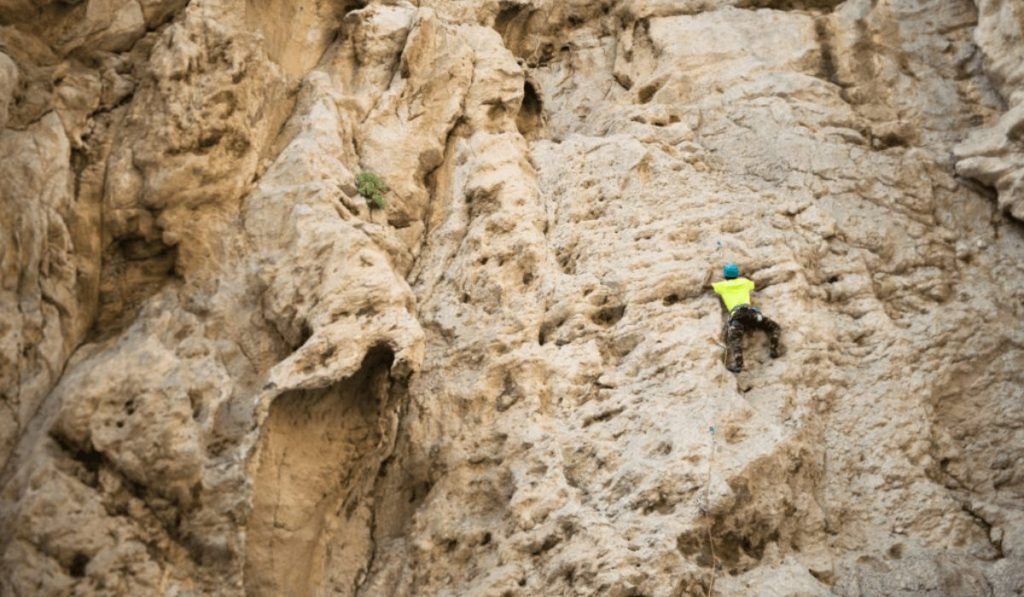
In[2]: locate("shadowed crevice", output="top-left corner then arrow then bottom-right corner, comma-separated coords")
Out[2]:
517,81 -> 544,140
245,345 -> 395,596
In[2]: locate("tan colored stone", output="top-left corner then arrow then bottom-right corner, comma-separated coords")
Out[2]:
1,0 -> 1024,595
0,51 -> 16,130
953,0 -> 1024,220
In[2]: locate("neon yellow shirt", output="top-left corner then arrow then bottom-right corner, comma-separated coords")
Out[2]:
712,277 -> 755,311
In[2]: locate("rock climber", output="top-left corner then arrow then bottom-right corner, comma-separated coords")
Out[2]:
712,263 -> 782,373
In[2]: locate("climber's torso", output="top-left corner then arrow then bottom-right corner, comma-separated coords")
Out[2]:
712,277 -> 755,312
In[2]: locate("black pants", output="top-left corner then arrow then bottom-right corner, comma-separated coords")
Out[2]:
725,306 -> 781,371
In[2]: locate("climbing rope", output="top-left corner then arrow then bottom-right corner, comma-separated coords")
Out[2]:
697,243 -> 729,595
702,419 -> 719,595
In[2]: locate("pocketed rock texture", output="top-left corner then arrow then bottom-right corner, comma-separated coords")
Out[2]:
1,0 -> 1023,595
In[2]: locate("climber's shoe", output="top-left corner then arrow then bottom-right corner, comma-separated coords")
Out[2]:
769,345 -> 782,359
727,362 -> 742,373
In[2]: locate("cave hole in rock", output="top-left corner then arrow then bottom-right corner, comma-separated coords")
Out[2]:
887,543 -> 904,560
298,322 -> 314,347
814,18 -> 838,84
494,3 -> 536,60
69,553 -> 90,578
245,345 -> 394,596
51,432 -> 106,483
592,304 -> 626,326
637,80 -> 662,104
871,130 -> 910,150
538,317 -> 566,346
91,233 -> 178,341
494,3 -> 526,34
517,81 -> 543,140
337,0 -> 367,17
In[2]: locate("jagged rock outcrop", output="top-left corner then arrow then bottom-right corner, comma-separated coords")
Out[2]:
1,0 -> 1023,595
954,0 -> 1024,221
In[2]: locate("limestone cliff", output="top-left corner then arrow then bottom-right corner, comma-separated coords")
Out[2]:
1,0 -> 1023,595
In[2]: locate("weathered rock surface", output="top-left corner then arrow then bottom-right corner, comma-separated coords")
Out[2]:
954,0 -> 1024,221
1,0 -> 1023,595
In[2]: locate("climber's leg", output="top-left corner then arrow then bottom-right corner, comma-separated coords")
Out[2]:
725,315 -> 746,372
757,314 -> 782,358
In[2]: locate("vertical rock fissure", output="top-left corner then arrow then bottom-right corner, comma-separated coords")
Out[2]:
245,345 -> 395,596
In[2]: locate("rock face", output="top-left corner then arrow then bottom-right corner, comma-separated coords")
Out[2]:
1,0 -> 1023,595
954,0 -> 1024,220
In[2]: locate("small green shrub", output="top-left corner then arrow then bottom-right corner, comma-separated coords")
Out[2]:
356,171 -> 388,210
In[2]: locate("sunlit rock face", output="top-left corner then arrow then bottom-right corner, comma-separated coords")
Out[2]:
1,0 -> 1023,595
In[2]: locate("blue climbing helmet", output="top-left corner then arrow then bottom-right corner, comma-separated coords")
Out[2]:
723,263 -> 740,279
